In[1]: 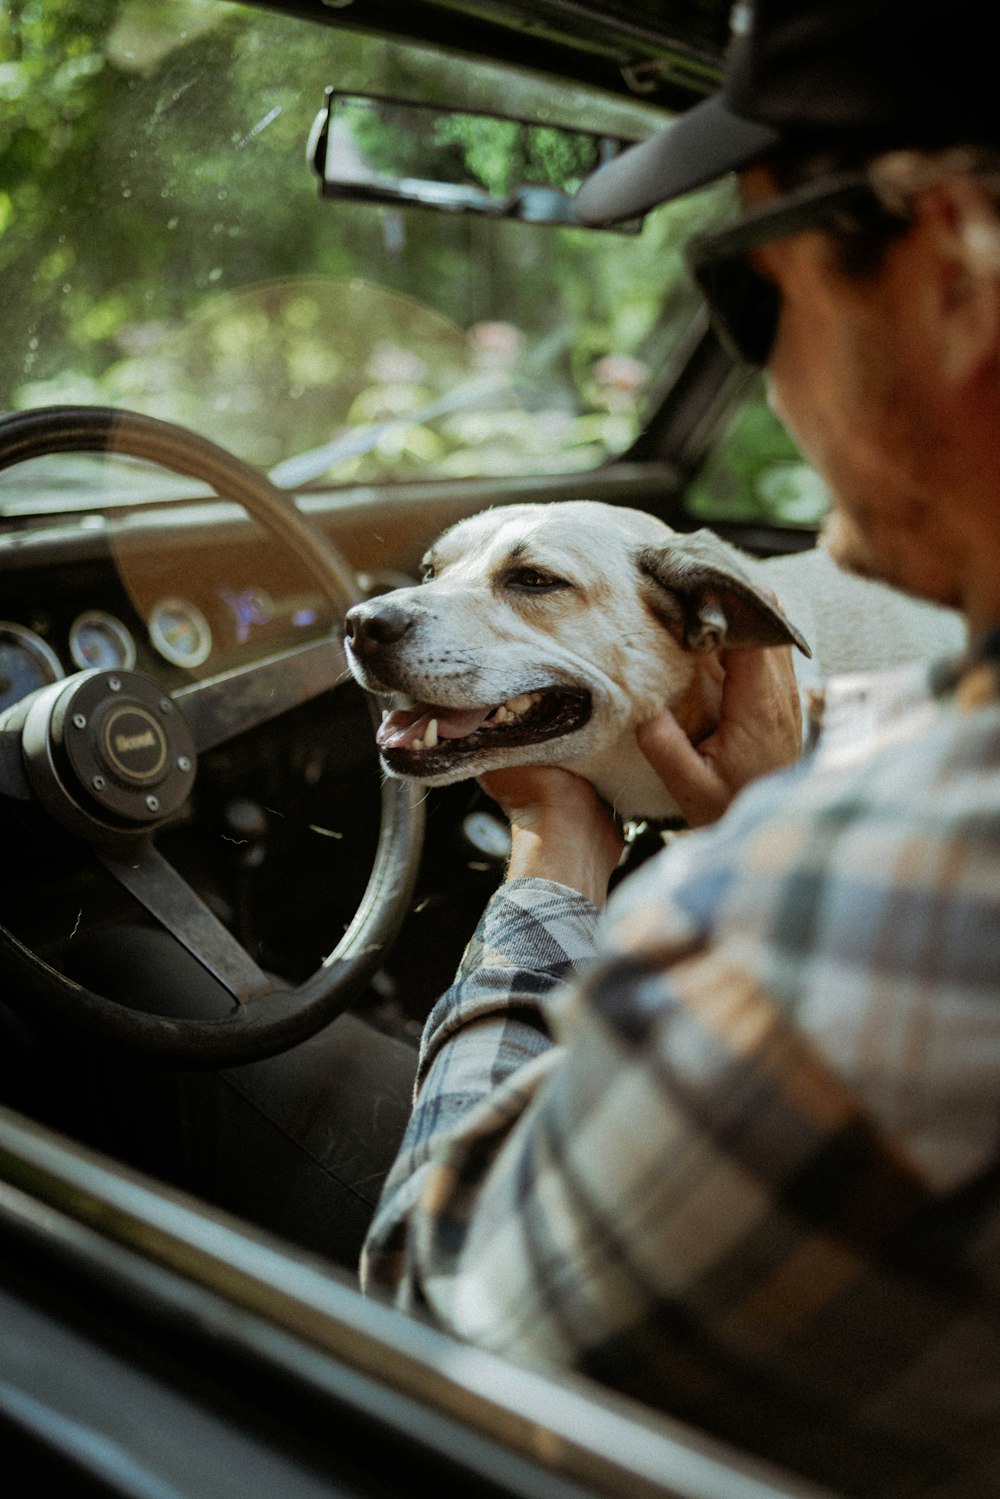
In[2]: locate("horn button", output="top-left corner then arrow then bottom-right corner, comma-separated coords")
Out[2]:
97,701 -> 169,785
23,669 -> 197,835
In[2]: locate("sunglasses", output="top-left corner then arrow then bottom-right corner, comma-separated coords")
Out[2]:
685,171 -> 903,367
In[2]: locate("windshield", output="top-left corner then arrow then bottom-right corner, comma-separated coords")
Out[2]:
0,0 -> 734,505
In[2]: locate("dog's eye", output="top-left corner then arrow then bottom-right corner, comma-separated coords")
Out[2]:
508,567 -> 571,593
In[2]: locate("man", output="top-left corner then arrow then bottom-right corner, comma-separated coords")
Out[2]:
362,3 -> 1000,1493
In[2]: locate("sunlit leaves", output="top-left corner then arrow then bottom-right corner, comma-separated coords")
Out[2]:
0,0 -> 736,491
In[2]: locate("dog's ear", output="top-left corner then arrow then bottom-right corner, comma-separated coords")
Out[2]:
638,530 -> 812,657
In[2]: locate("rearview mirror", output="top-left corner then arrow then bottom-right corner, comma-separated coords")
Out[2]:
309,91 -> 641,229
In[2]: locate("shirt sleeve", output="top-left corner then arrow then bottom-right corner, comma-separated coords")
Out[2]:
360,876 -> 602,1301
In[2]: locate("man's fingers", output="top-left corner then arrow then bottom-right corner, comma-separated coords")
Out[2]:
717,644 -> 769,701
720,643 -> 798,713
636,710 -> 707,789
721,644 -> 803,749
477,765 -> 624,905
478,765 -> 595,818
636,710 -> 725,825
637,646 -> 802,827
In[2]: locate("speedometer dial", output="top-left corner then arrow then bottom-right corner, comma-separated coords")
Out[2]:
0,622 -> 64,712
69,610 -> 137,672
148,596 -> 212,668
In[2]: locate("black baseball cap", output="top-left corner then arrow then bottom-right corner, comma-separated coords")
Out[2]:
575,0 -> 1000,226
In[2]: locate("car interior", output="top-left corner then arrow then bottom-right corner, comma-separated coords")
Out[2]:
0,3 -> 859,1495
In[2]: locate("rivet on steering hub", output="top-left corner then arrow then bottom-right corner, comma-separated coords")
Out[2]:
92,774 -> 107,792
146,795 -> 160,812
109,677 -> 121,692
177,756 -> 191,773
72,713 -> 87,730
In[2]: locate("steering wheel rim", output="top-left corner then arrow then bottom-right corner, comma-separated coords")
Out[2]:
0,405 -> 425,1065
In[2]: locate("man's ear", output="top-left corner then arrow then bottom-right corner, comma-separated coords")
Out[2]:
638,529 -> 812,656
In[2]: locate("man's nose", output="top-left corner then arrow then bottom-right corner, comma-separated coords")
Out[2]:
345,599 -> 413,656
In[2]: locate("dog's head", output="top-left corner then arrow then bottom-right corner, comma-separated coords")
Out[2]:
344,501 -> 809,818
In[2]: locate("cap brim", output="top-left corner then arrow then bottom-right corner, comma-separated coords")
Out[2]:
574,94 -> 780,226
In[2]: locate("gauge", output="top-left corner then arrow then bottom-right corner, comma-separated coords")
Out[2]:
148,597 -> 213,669
69,610 -> 137,673
219,584 -> 274,644
0,622 -> 64,713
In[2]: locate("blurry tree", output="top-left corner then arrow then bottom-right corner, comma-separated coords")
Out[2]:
686,386 -> 830,526
0,0 -> 801,513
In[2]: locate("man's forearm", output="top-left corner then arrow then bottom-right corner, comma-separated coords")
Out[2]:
361,877 -> 601,1298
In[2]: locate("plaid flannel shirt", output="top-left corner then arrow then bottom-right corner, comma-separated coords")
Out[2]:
362,644 -> 1000,1498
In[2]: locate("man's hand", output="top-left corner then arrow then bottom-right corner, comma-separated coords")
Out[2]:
637,646 -> 801,827
477,648 -> 800,900
477,766 -> 624,908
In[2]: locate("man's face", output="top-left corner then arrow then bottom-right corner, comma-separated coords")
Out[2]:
741,166 -> 964,609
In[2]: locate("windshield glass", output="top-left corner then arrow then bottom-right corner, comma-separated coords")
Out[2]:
0,0 -> 733,505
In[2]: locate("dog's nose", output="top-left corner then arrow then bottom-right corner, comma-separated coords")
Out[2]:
345,599 -> 412,657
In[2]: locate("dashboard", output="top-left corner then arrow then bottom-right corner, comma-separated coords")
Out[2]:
0,590 -> 317,711
0,502 -> 336,714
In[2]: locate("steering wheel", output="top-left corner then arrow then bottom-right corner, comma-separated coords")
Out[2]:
0,406 -> 424,1065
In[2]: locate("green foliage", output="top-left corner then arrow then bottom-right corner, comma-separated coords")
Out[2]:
2,1 -> 451,409
432,114 -> 521,196
686,385 -> 830,524
0,0 -> 812,515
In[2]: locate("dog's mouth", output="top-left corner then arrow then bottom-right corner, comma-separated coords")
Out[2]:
376,686 -> 591,774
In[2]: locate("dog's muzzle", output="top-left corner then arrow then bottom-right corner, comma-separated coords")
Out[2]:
344,600 -> 591,777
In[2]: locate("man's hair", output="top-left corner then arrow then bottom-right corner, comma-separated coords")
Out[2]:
768,143 -> 1000,280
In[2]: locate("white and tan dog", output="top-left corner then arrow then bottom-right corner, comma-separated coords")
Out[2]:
345,500 -> 965,820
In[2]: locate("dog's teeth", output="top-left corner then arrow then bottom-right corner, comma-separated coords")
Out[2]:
412,737 -> 424,751
493,706 -> 509,723
506,694 -> 534,716
425,718 -> 439,748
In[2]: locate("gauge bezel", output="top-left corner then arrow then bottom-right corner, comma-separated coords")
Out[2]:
68,609 -> 138,673
148,596 -> 213,669
0,620 -> 65,711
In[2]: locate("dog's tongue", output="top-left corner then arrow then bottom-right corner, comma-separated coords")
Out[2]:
377,703 -> 491,749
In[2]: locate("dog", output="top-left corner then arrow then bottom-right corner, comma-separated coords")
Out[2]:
345,500 -> 966,820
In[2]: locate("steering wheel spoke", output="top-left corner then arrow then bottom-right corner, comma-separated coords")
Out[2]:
97,842 -> 277,1004
173,634 -> 350,754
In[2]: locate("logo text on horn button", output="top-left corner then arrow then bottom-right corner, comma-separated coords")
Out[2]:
99,703 -> 169,783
